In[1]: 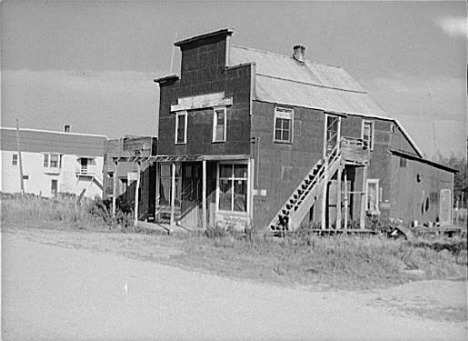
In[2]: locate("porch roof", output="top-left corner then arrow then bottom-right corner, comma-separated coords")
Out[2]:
113,154 -> 250,163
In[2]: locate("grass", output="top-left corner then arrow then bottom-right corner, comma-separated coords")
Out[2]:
1,193 -> 135,232
2,195 -> 467,290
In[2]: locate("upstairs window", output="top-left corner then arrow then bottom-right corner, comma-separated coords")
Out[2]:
12,154 -> 18,166
362,120 -> 374,150
43,153 -> 61,168
213,108 -> 227,142
274,107 -> 293,143
175,111 -> 187,144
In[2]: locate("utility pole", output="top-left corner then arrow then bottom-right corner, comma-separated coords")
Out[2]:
16,119 -> 25,195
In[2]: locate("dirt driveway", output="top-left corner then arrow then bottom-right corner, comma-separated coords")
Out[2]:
2,231 -> 467,341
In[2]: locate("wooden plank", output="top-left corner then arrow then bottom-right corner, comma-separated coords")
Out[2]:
360,165 -> 367,229
134,162 -> 141,226
336,162 -> 342,229
112,161 -> 118,217
170,163 -> 176,229
202,160 -> 207,230
155,162 -> 160,220
343,169 -> 348,231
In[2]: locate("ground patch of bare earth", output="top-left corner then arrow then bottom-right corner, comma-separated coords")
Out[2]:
2,226 -> 467,340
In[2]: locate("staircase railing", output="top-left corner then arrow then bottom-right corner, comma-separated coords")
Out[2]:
269,143 -> 341,233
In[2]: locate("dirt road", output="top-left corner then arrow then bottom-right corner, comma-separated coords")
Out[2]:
2,231 -> 467,341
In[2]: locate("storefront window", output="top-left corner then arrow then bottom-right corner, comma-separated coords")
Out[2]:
219,164 -> 247,212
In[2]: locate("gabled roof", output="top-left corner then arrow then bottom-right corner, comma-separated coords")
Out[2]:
229,45 -> 389,119
0,127 -> 108,156
229,44 -> 424,157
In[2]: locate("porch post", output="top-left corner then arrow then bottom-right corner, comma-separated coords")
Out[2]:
321,165 -> 328,230
202,160 -> 207,230
343,168 -> 348,231
155,162 -> 160,220
112,160 -> 118,217
360,164 -> 368,229
134,161 -> 141,227
170,162 -> 176,229
336,162 -> 342,230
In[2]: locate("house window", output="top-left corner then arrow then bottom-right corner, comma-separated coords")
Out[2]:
43,153 -> 61,168
213,108 -> 227,142
362,120 -> 374,150
366,179 -> 380,214
219,163 -> 248,212
12,154 -> 18,166
175,111 -> 187,144
274,107 -> 293,143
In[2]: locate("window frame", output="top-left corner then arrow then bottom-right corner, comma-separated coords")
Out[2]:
366,178 -> 380,215
216,162 -> 249,214
212,107 -> 227,143
273,107 -> 294,143
43,153 -> 61,169
361,119 -> 375,151
12,153 -> 18,166
175,111 -> 188,145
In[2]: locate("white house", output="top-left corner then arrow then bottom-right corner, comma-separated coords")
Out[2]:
1,127 -> 107,198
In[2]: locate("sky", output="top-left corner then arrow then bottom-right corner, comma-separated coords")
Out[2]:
1,0 -> 466,159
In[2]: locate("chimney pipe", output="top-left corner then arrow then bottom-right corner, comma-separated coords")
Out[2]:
293,45 -> 306,63
64,125 -> 70,133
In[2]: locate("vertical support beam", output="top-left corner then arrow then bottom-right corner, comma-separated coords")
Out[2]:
155,162 -> 160,220
134,161 -> 141,227
170,162 -> 176,229
202,160 -> 207,230
344,168 -> 348,231
112,160 -> 118,217
321,163 -> 328,230
16,119 -> 25,194
336,162 -> 342,230
360,164 -> 368,229
248,158 -> 254,228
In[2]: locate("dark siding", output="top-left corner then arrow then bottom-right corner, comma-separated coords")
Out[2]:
391,125 -> 419,155
251,101 -> 325,230
157,39 -> 252,156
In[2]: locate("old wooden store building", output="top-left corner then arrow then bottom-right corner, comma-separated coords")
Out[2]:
108,29 -> 455,233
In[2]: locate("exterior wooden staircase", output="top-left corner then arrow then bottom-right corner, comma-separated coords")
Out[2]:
269,144 -> 342,233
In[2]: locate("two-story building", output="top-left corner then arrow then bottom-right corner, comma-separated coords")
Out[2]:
1,126 -> 107,198
152,29 -> 455,233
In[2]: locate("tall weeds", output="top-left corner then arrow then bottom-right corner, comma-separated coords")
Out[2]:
1,194 -> 132,230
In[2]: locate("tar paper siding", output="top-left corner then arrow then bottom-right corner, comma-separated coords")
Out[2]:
251,101 -> 325,230
389,155 -> 454,224
157,37 -> 252,157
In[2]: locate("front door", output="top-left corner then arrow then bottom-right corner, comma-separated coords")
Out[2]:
180,163 -> 201,228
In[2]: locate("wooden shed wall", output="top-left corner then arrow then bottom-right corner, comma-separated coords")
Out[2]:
389,155 -> 454,224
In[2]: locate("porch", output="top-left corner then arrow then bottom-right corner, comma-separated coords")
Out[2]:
154,154 -> 253,231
